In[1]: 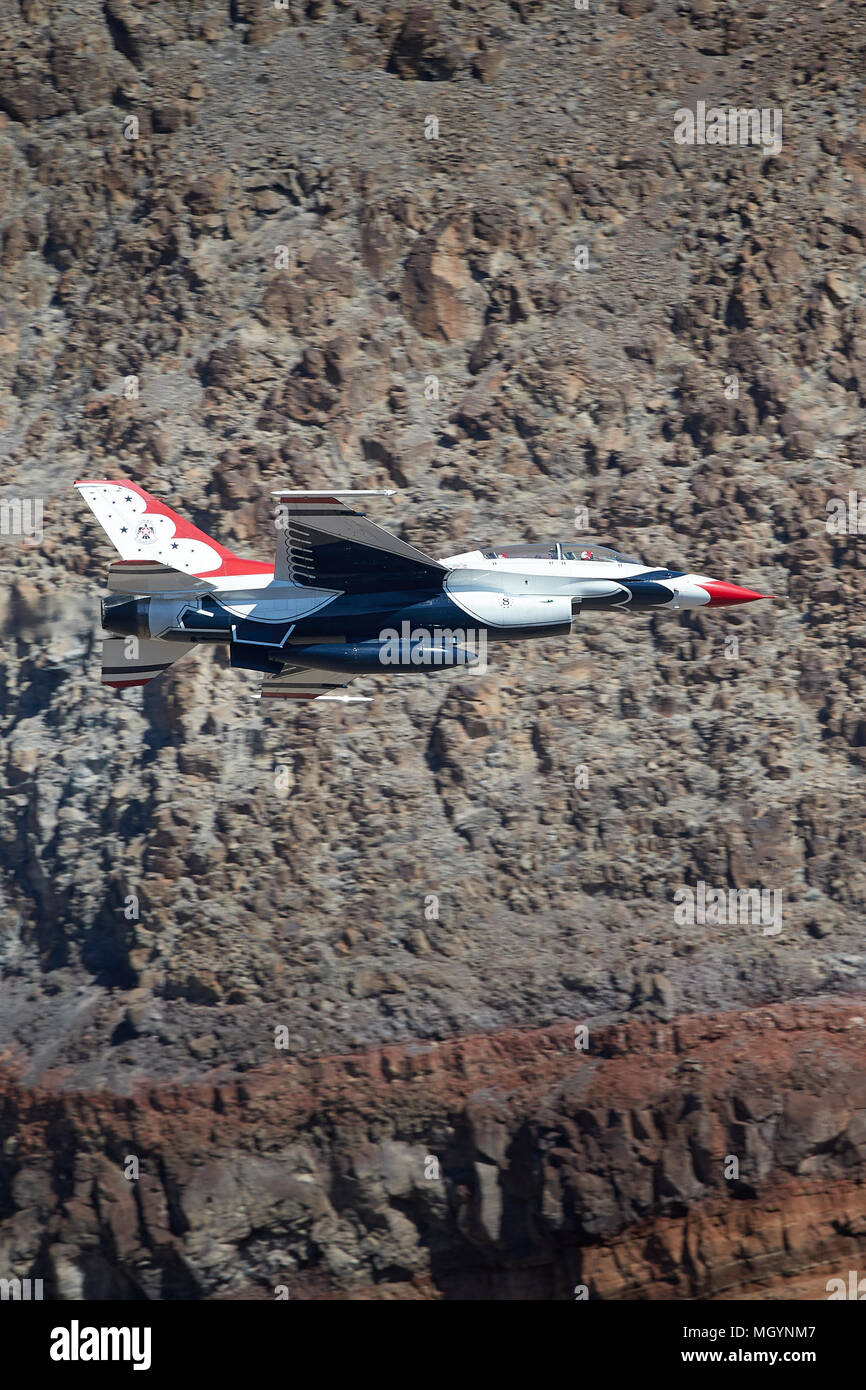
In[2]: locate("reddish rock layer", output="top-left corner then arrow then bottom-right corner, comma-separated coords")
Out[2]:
1,998 -> 865,1299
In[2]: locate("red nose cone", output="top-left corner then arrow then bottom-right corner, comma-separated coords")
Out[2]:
698,581 -> 770,607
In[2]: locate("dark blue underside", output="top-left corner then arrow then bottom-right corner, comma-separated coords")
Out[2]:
213,568 -> 687,673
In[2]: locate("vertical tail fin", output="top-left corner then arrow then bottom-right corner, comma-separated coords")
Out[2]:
74,479 -> 270,579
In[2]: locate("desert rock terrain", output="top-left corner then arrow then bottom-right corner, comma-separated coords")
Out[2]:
0,0 -> 864,1298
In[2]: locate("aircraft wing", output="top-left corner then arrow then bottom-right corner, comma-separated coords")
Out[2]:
272,490 -> 445,593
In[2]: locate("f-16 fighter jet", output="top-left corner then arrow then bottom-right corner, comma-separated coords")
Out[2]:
75,480 -> 771,702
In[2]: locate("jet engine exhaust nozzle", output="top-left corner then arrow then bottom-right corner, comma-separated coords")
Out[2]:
101,595 -> 151,637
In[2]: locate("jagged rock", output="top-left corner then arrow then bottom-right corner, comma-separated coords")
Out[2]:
386,7 -> 465,82
401,218 -> 485,342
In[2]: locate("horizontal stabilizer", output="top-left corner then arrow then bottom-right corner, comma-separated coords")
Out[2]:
101,637 -> 193,688
256,664 -> 357,703
107,560 -> 216,595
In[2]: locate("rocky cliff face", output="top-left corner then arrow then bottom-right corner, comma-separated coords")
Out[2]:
2,1001 -> 865,1299
0,0 -> 864,1298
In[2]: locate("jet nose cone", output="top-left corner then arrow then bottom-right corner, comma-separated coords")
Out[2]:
697,581 -> 771,607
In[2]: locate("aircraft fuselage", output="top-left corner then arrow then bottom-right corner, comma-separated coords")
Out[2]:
103,544 -> 767,679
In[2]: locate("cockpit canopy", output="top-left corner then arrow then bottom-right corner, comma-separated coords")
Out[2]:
481,544 -> 558,559
560,543 -> 640,563
480,542 -> 641,563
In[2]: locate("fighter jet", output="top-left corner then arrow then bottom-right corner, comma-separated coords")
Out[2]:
75,480 -> 771,702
